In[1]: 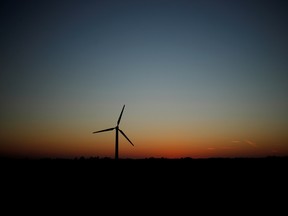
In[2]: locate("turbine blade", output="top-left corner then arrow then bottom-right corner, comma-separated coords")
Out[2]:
117,105 -> 125,126
119,129 -> 134,146
93,127 -> 115,133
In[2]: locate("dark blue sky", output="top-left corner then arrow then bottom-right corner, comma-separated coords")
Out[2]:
1,0 -> 288,158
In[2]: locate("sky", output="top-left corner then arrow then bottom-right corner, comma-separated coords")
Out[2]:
1,0 -> 288,159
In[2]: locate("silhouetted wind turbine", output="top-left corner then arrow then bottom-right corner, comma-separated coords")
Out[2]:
93,105 -> 134,160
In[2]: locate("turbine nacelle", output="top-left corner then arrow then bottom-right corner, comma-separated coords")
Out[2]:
92,105 -> 134,159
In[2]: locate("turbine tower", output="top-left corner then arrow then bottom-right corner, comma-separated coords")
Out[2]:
93,105 -> 134,160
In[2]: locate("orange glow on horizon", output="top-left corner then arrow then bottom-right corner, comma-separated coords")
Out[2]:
1,130 -> 288,159
1,140 -> 288,159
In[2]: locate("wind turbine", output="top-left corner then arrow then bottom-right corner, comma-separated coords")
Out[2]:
93,105 -> 134,160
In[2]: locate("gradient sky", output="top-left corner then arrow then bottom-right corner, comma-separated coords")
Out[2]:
1,0 -> 288,159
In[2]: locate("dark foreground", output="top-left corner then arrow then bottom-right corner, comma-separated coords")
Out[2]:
1,157 -> 287,211
1,156 -> 287,180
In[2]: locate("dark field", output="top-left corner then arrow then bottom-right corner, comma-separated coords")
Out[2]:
2,156 -> 287,180
1,156 -> 287,211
